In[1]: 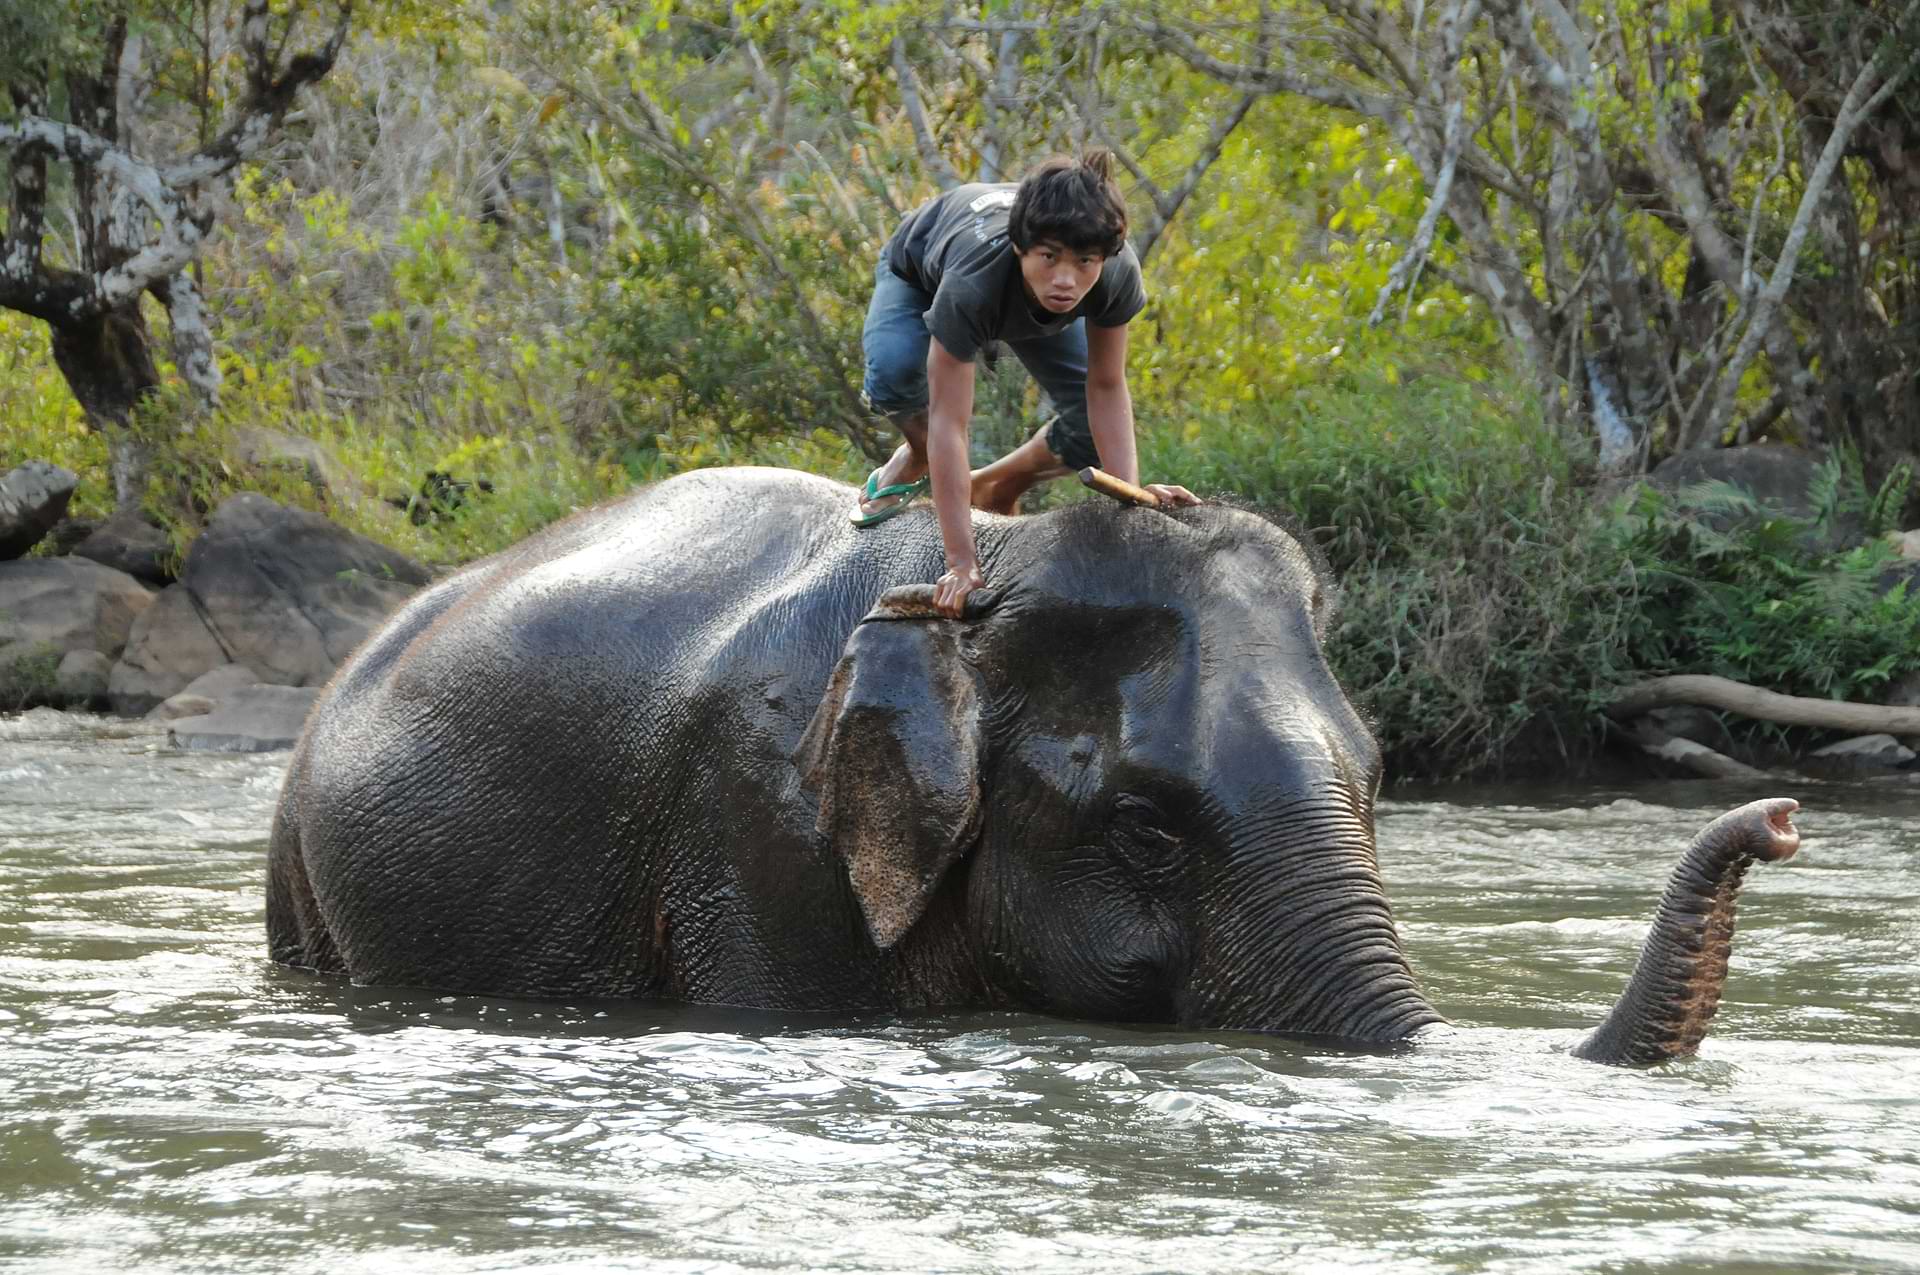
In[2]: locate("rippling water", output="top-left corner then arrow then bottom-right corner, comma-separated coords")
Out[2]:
3,708 -> 1917,1273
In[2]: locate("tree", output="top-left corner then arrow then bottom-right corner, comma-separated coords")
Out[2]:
1130,0 -> 1920,473
1,0 -> 350,508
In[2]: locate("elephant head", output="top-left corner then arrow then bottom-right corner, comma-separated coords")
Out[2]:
798,500 -> 1802,1064
798,502 -> 1443,1042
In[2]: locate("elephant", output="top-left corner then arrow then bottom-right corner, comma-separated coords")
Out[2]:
266,466 -> 1800,1066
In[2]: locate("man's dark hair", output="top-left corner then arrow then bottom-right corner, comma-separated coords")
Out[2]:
1008,149 -> 1129,258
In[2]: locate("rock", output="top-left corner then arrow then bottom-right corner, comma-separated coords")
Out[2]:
1885,671 -> 1920,755
167,684 -> 321,752
108,585 -> 233,715
111,494 -> 427,713
0,556 -> 156,658
47,517 -> 102,556
229,427 -> 367,507
1799,733 -> 1917,777
152,693 -> 216,721
72,511 -> 175,585
0,462 -> 79,559
1642,705 -> 1733,752
1643,444 -> 1859,551
54,649 -> 112,707
145,663 -> 265,721
1646,444 -> 1820,515
1877,559 -> 1920,601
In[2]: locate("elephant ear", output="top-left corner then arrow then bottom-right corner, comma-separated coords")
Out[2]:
795,585 -> 986,950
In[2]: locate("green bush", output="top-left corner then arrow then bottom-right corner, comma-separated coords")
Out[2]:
0,643 -> 62,711
1146,374 -> 1920,778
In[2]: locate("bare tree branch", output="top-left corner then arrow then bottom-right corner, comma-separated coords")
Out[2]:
1126,14 -> 1404,118
0,115 -> 211,318
892,38 -> 961,189
164,0 -> 351,190
2,86 -> 57,318
1132,90 -> 1258,265
154,268 -> 222,407
1369,98 -> 1462,324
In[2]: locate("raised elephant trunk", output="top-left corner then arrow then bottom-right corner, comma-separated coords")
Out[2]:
1571,798 -> 1800,1066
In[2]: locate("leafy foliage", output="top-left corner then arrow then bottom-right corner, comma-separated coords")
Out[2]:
1616,457 -> 1920,705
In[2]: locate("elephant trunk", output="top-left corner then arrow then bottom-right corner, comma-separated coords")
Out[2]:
1203,854 -> 1446,1043
1571,798 -> 1800,1066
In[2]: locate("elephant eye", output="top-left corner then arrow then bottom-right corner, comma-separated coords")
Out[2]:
1111,794 -> 1182,872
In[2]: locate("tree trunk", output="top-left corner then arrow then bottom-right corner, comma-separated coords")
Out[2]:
47,305 -> 163,510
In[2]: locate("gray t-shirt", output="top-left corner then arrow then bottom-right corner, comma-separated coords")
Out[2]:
885,183 -> 1147,362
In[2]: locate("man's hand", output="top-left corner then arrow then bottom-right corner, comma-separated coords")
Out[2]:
1144,482 -> 1201,507
933,562 -> 986,618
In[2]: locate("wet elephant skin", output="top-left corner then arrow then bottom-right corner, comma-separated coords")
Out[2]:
268,467 -> 1441,1042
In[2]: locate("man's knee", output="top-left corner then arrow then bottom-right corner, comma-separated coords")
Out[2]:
861,341 -> 929,420
1044,412 -> 1100,472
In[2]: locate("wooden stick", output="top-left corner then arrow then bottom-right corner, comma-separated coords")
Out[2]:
1078,467 -> 1161,507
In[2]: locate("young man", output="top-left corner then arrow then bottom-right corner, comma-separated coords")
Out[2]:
855,150 -> 1198,617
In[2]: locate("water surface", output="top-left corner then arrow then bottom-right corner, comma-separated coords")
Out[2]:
3,709 -> 1917,1273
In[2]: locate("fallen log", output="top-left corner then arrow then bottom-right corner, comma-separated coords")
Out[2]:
1608,674 -> 1920,735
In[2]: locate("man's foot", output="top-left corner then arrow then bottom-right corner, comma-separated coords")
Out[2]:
848,447 -> 929,526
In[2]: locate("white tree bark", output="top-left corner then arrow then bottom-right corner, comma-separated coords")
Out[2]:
164,269 -> 223,407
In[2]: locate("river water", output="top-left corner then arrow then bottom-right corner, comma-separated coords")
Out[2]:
2,708 -> 1917,1274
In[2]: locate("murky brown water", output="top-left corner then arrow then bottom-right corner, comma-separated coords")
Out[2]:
3,708 -> 1917,1273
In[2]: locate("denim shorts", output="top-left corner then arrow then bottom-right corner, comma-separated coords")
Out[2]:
859,257 -> 1100,470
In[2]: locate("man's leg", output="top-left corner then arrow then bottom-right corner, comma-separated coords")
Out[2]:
969,425 -> 1070,514
858,260 -> 935,518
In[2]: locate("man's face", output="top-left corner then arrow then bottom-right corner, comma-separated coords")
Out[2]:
1017,240 -> 1105,315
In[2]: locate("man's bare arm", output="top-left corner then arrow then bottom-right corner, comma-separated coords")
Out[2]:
1085,323 -> 1198,506
926,338 -> 983,617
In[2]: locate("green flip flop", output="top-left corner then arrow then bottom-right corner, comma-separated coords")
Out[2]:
849,469 -> 932,528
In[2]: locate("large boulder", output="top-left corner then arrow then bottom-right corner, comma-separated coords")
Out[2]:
0,462 -> 79,559
1644,445 -> 1858,550
47,516 -> 102,556
1799,734 -> 1917,777
167,684 -> 321,752
110,494 -> 428,713
108,585 -> 233,714
229,427 -> 369,508
72,511 -> 175,585
0,556 -> 156,658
